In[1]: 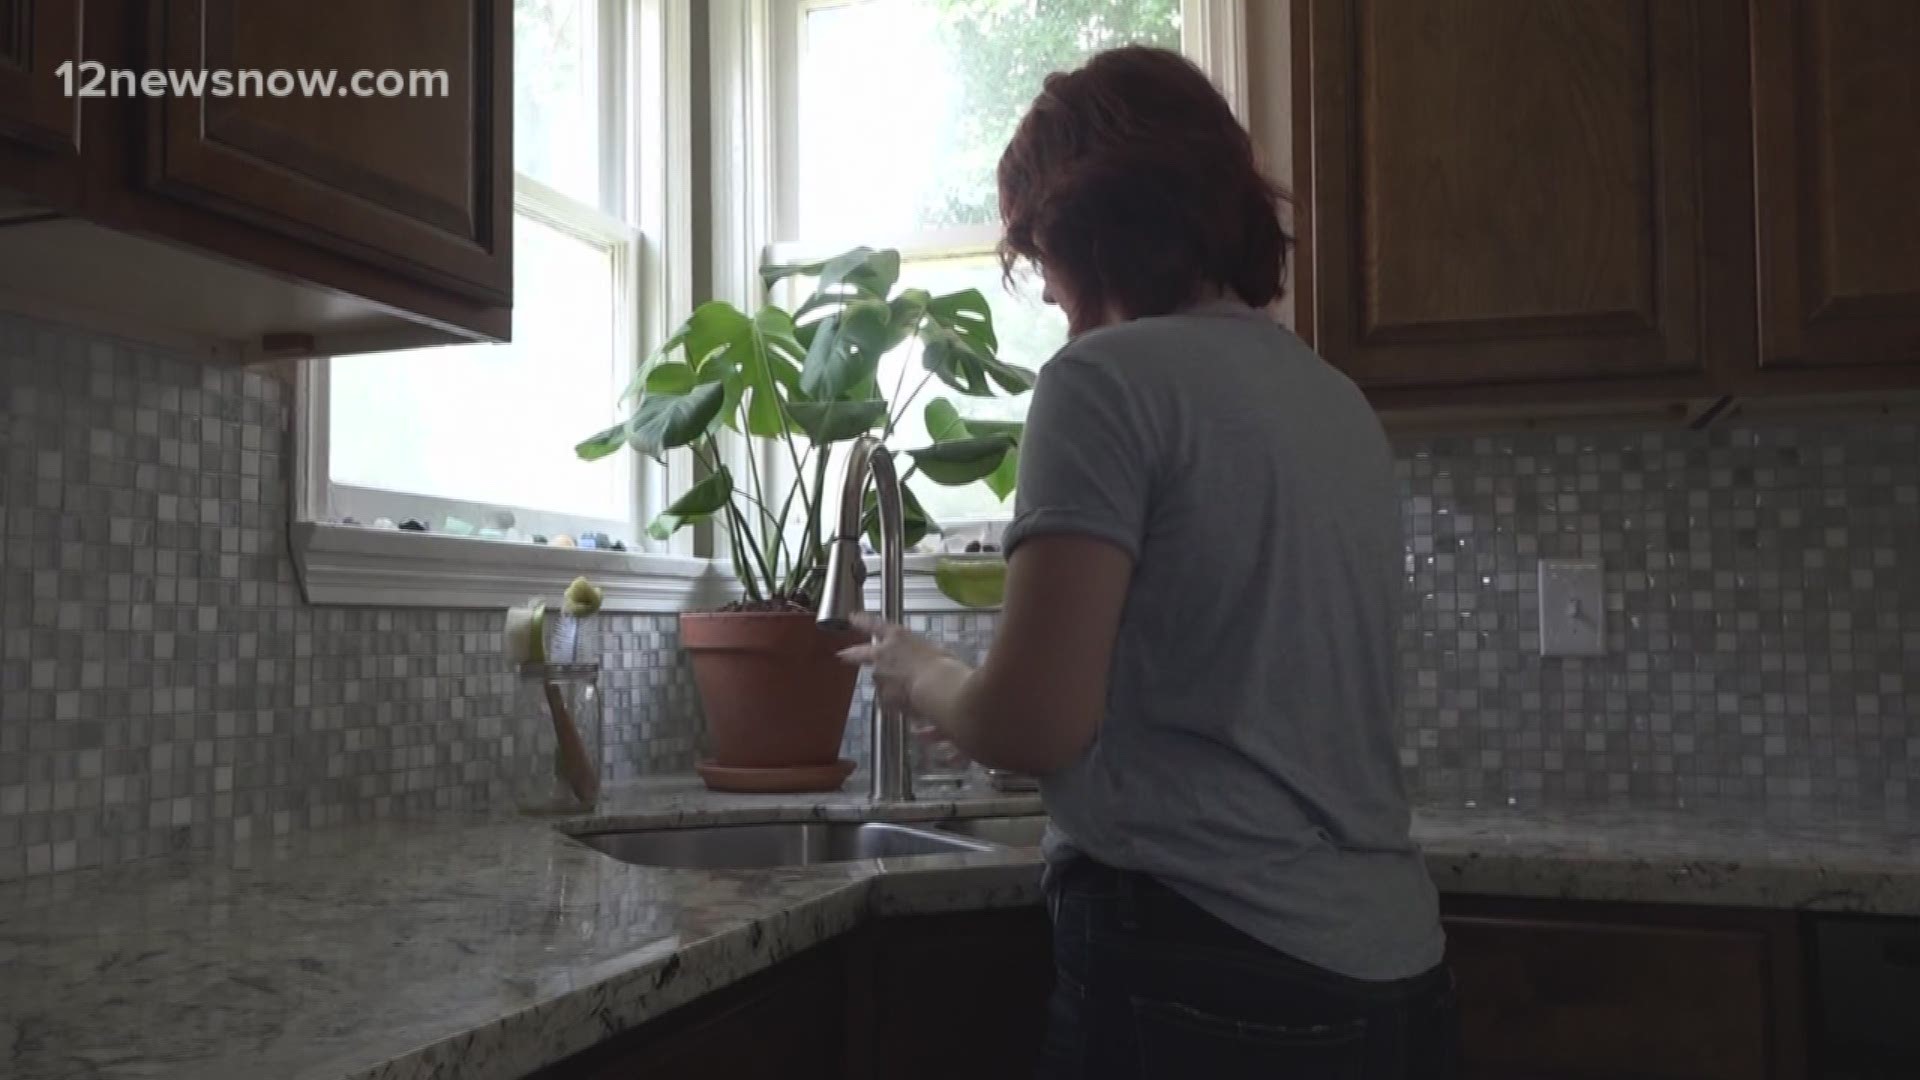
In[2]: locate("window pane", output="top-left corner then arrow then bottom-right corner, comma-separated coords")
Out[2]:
798,0 -> 1182,238
516,0 -> 603,207
329,213 -> 630,527
884,253 -> 1065,527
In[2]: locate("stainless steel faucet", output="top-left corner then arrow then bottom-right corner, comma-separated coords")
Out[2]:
815,436 -> 911,802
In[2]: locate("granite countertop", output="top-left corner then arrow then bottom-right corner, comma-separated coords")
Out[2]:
2,783 -> 1915,1080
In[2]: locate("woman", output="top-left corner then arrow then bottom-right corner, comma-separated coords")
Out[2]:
841,46 -> 1457,1079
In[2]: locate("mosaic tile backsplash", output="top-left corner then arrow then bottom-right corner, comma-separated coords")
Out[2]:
4,310 -> 1918,881
0,316 -> 700,881
864,420 -> 1920,815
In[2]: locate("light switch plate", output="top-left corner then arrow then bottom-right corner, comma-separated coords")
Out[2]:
1538,559 -> 1604,657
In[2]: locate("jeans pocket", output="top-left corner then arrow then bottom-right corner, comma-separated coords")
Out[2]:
1130,996 -> 1368,1080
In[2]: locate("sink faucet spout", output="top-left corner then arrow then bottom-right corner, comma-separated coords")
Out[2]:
815,436 -> 910,802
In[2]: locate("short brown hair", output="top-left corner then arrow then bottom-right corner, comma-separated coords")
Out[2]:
997,46 -> 1291,334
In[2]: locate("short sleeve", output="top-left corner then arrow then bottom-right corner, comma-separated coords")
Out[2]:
1000,352 -> 1153,560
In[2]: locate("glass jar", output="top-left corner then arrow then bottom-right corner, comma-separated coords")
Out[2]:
512,661 -> 603,814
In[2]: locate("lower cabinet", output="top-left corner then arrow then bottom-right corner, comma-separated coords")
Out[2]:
526,942 -> 850,1080
848,907 -> 1056,1080
531,899 -> 1824,1080
1444,897 -> 1808,1080
526,907 -> 1053,1080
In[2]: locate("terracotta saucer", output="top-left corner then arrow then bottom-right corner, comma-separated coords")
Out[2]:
696,758 -> 855,794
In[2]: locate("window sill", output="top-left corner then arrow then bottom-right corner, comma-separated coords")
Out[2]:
290,524 -> 1004,614
290,522 -> 733,613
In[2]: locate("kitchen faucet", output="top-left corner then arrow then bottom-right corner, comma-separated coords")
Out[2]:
815,435 -> 911,802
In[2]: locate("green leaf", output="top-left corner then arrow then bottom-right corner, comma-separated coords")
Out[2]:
799,298 -> 892,401
620,323 -> 691,404
787,400 -> 888,445
862,483 -> 935,551
739,305 -> 807,437
762,246 -> 901,298
926,288 -> 999,353
919,325 -> 992,396
924,397 -> 968,442
627,380 -> 727,458
905,435 -> 1017,485
886,288 -> 931,352
917,400 -> 1020,499
574,363 -> 720,462
574,420 -> 627,462
683,301 -> 754,376
982,356 -> 1037,394
645,362 -> 696,395
966,418 -> 1024,444
919,288 -> 1035,397
693,352 -> 744,437
984,446 -> 1019,501
646,466 -> 733,540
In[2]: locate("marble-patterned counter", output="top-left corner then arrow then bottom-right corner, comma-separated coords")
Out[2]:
2,783 -> 1914,1080
1417,802 -> 1920,912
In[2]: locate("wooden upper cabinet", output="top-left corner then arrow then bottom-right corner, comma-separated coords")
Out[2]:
142,0 -> 511,303
0,0 -> 85,206
1298,0 -> 1746,403
1751,0 -> 1920,383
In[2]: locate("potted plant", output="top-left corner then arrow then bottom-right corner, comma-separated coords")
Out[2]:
576,247 -> 1031,791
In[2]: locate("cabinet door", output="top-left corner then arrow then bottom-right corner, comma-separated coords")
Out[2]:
855,908 -> 1054,1080
143,0 -> 510,303
533,943 -> 847,1080
1752,0 -> 1920,380
1444,899 -> 1806,1080
0,0 -> 84,205
1299,0 -> 1744,399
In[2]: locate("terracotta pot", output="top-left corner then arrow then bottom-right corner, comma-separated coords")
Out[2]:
681,610 -> 866,771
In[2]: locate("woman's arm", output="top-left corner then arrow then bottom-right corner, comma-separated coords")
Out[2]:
847,532 -> 1132,775
843,349 -> 1146,774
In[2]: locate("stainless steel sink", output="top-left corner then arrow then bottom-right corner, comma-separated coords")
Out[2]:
573,821 -> 994,870
932,815 -> 1050,848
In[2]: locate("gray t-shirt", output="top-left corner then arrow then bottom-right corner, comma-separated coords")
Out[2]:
1001,300 -> 1443,982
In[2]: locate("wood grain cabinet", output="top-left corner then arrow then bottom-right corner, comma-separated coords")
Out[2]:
1445,898 -> 1807,1080
0,0 -> 510,357
1748,0 -> 1920,391
1294,0 -> 1752,412
0,0 -> 84,210
142,0 -> 510,304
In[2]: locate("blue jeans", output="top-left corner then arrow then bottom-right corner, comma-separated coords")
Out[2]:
1038,858 -> 1460,1079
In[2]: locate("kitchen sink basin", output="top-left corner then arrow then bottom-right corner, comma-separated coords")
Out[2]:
573,821 -> 994,870
932,815 -> 1050,848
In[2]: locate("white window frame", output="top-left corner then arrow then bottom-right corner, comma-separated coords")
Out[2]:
291,0 -> 721,613
711,0 -> 1247,608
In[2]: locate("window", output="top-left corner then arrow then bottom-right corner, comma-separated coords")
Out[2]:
759,0 -> 1229,535
323,0 -> 638,547
294,0 -> 706,610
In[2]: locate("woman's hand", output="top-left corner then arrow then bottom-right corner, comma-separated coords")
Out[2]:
838,612 -> 973,721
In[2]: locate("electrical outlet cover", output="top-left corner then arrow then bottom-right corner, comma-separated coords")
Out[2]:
1538,559 -> 1605,657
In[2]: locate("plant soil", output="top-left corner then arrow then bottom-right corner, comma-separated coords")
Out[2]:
719,596 -> 815,614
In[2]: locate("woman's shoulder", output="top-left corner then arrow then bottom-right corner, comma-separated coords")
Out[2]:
1048,305 -> 1312,376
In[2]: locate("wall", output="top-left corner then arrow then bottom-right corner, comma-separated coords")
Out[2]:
913,421 -> 1919,815
1391,422 -> 1918,812
5,311 -> 1917,882
0,315 -> 699,882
